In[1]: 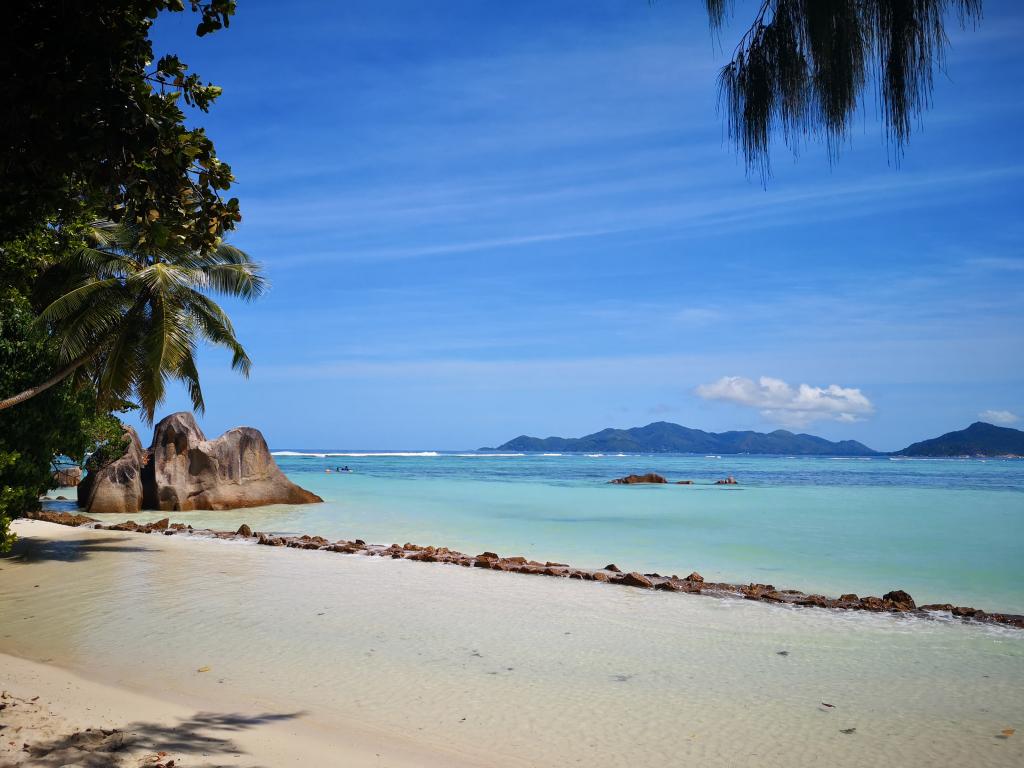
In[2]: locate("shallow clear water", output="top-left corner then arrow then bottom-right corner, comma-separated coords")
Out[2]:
73,453 -> 1024,612
2,526 -> 1022,767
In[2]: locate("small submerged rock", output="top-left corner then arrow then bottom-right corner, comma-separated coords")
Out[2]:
882,589 -> 916,610
616,572 -> 653,589
609,473 -> 667,485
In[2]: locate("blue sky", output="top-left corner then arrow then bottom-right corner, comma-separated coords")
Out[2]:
135,0 -> 1024,451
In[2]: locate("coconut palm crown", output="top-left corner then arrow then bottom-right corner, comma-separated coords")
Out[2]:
0,220 -> 267,421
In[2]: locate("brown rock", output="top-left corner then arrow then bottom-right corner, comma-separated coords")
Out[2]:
839,593 -> 859,602
237,524 -> 253,537
951,606 -> 980,618
79,414 -> 321,514
617,572 -> 654,588
655,579 -> 686,592
610,473 -> 668,485
714,476 -> 738,485
859,596 -> 886,611
78,426 -> 147,514
604,563 -> 622,573
26,510 -> 97,527
882,590 -> 916,610
796,594 -> 829,608
52,466 -> 83,487
144,412 -> 322,511
592,572 -> 610,582
685,571 -> 704,583
105,520 -> 139,532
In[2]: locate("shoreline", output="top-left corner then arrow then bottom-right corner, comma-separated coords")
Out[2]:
26,509 -> 1024,630
4,518 -> 1022,767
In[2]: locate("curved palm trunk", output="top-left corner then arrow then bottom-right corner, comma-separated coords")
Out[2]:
0,352 -> 94,411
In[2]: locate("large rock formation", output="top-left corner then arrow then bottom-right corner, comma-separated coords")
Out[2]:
79,413 -> 321,513
77,427 -> 147,513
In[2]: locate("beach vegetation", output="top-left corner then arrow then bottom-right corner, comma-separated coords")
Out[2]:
0,1 -> 244,546
0,228 -> 125,552
0,1 -> 239,253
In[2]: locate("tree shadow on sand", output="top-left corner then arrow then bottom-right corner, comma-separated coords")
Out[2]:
20,709 -> 306,768
1,535 -> 157,564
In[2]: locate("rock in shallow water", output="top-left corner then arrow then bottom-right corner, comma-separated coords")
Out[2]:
609,473 -> 668,484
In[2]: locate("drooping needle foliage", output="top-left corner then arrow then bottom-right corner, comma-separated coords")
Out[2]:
706,0 -> 983,179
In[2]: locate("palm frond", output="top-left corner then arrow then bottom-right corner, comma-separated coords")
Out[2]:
202,261 -> 267,300
185,291 -> 253,376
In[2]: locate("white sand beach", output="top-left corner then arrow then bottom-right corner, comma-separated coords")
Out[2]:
2,519 -> 1022,767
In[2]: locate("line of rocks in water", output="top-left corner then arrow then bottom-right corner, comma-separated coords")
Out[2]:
24,509 -> 1024,630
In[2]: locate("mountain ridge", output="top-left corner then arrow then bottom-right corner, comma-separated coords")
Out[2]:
897,421 -> 1024,457
483,421 -> 879,455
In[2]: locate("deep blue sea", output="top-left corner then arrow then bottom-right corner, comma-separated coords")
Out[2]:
82,452 -> 1024,612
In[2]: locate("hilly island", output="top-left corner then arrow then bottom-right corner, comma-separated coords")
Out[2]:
895,421 -> 1024,457
486,420 -> 1024,456
485,421 -> 878,455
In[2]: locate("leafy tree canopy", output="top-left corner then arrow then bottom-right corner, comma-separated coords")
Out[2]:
0,226 -> 126,552
706,0 -> 982,179
0,1 -> 240,253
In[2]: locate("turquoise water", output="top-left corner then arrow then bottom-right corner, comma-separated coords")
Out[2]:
82,452 -> 1024,612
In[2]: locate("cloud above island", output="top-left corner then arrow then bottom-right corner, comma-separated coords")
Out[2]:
978,409 -> 1019,424
695,376 -> 875,428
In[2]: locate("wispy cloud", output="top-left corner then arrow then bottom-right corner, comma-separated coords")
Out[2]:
979,409 -> 1019,425
695,376 -> 875,428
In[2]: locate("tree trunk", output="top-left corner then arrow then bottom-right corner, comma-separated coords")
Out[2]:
0,353 -> 94,411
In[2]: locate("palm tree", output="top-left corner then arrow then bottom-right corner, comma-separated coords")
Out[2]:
0,220 -> 267,420
706,0 -> 983,180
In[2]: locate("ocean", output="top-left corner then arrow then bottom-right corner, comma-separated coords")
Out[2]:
77,451 -> 1024,613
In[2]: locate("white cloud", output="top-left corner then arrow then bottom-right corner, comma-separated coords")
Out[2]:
979,409 -> 1019,425
695,376 -> 874,428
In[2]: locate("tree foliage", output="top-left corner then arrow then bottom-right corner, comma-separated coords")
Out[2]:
0,228 -> 124,552
0,2 -> 249,547
0,1 -> 240,253
706,0 -> 983,179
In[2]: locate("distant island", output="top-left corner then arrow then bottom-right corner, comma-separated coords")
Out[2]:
896,421 -> 1024,457
485,420 -> 1024,458
483,421 -> 879,456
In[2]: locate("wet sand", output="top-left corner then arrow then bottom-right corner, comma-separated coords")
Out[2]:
2,519 -> 1022,767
